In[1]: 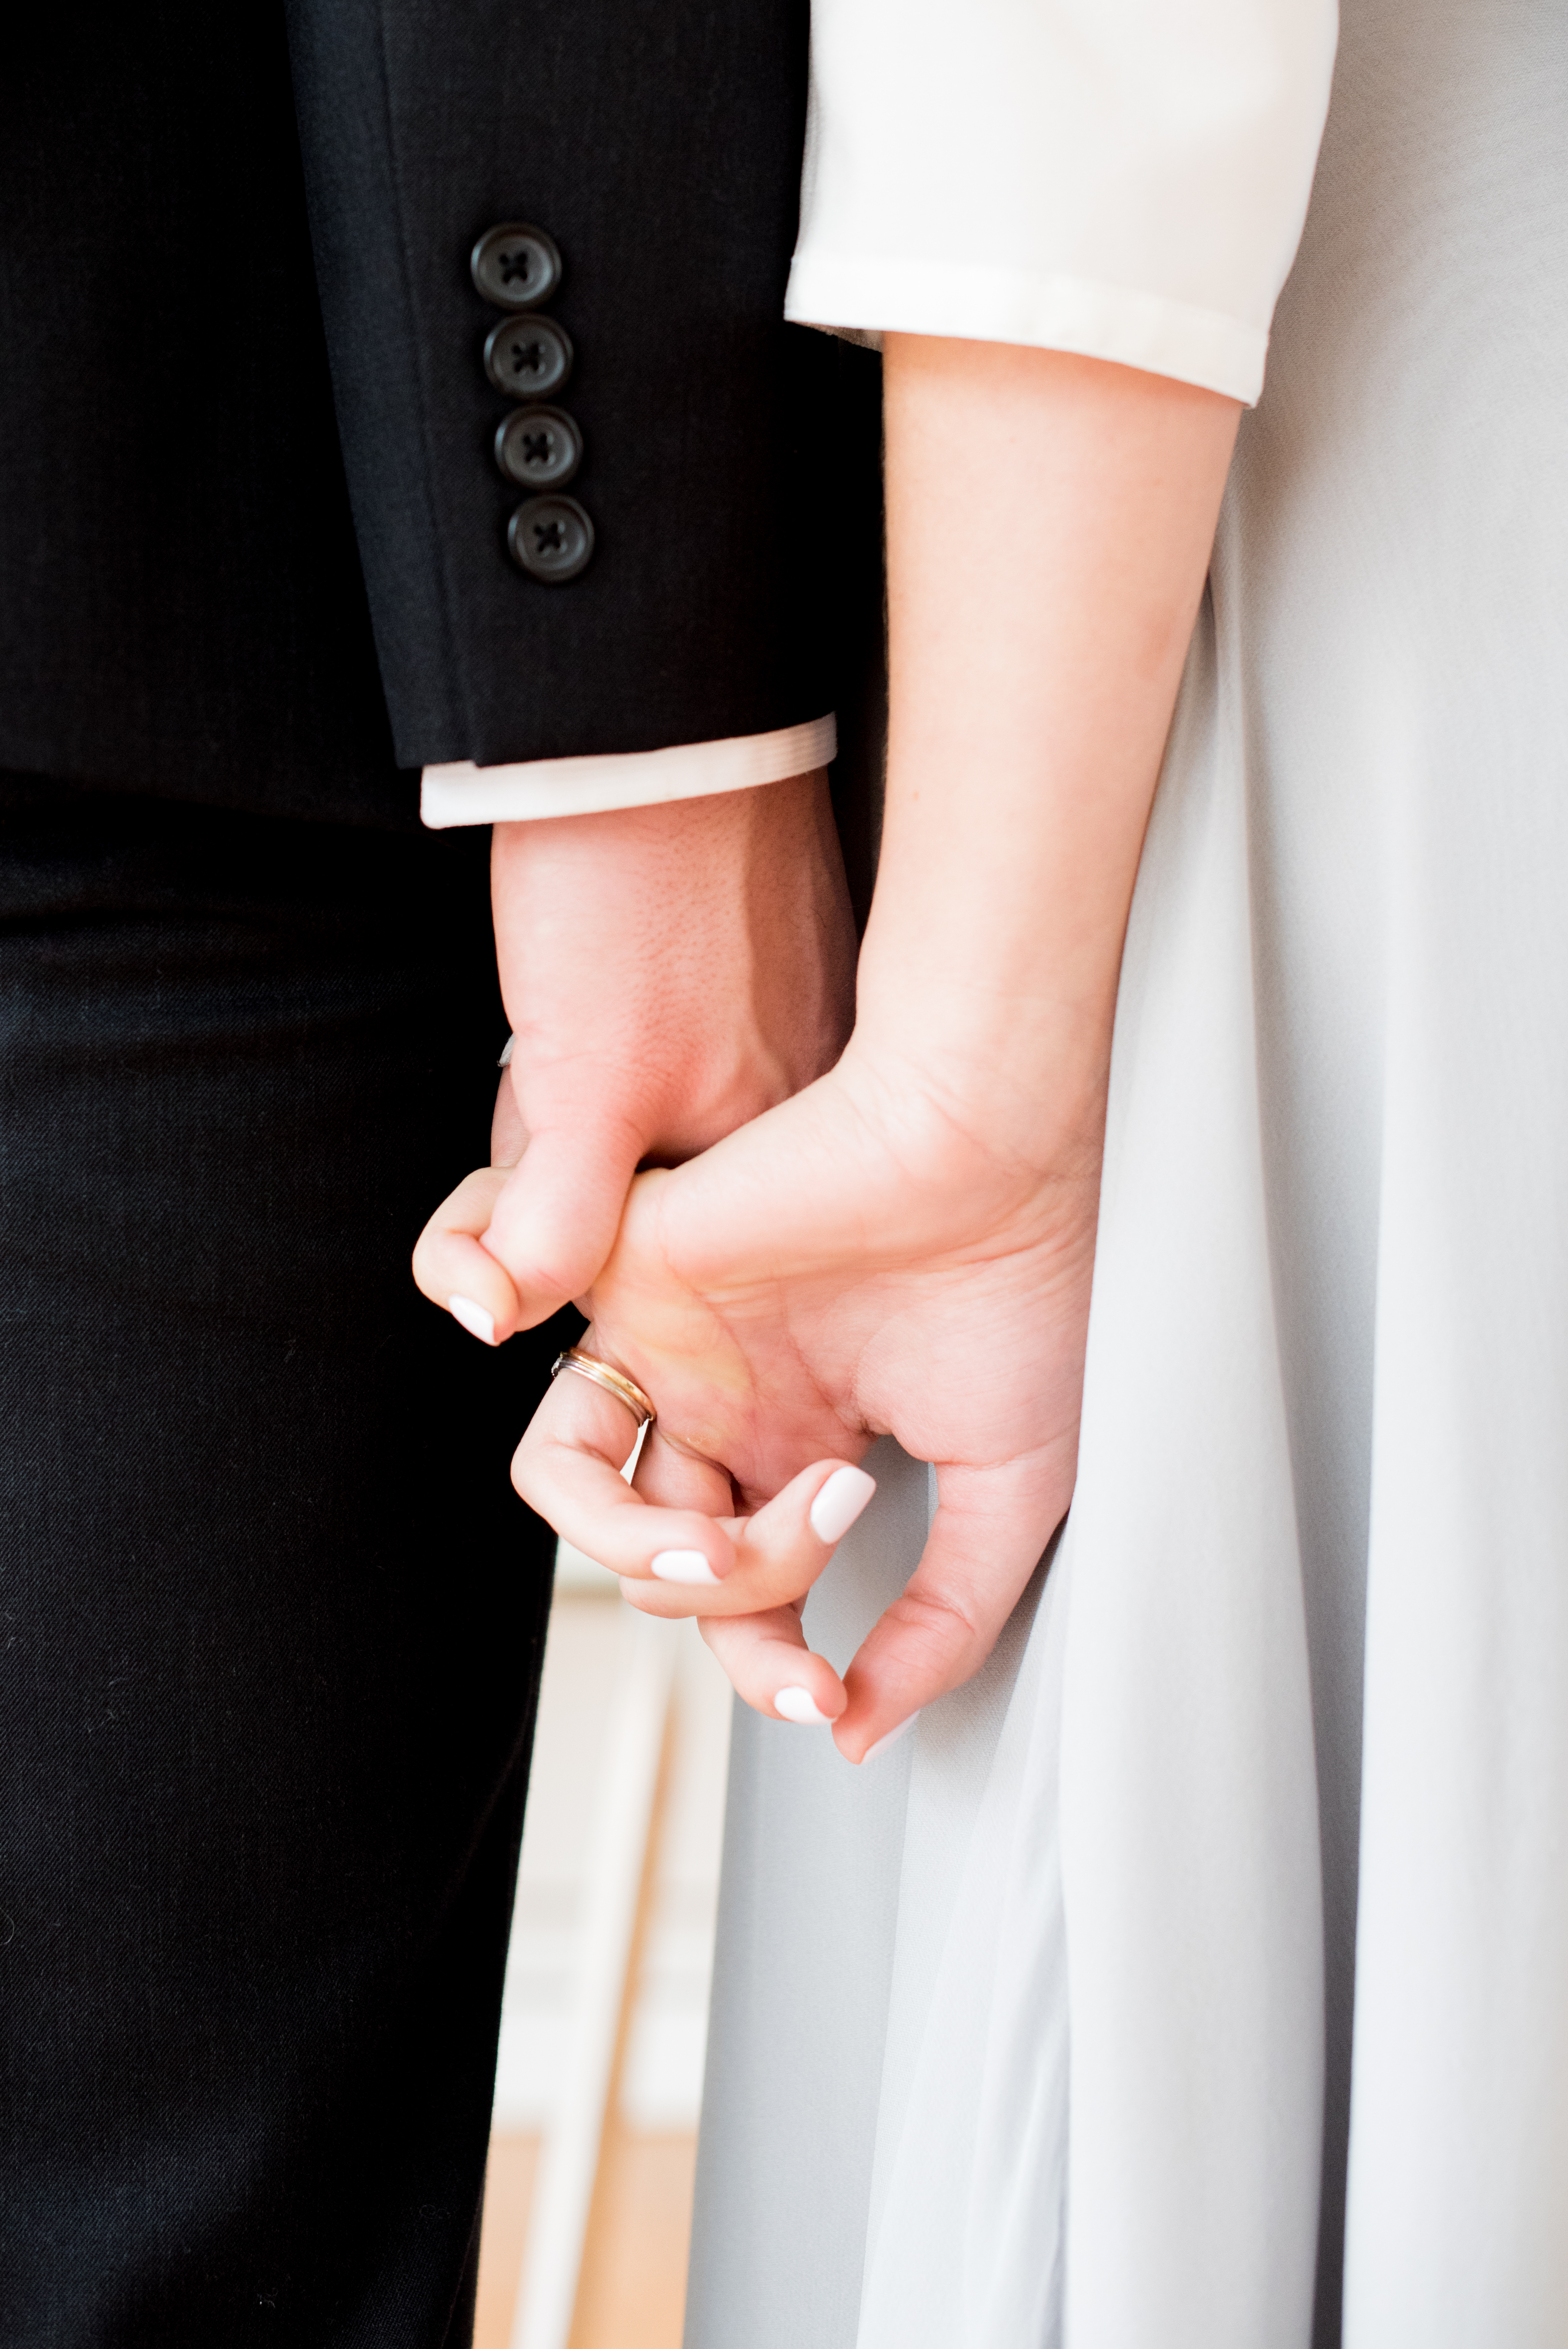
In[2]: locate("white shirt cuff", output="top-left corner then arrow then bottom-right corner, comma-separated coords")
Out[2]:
420,714 -> 837,828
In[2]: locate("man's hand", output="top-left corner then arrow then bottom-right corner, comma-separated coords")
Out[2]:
412,771 -> 855,1341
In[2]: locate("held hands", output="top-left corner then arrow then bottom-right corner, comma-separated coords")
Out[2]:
412,772 -> 855,1342
434,1041 -> 1102,1762
414,340 -> 1241,1759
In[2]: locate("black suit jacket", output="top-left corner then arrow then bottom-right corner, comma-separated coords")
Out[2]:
0,0 -> 880,827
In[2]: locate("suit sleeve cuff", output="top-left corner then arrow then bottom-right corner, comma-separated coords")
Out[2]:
420,715 -> 837,828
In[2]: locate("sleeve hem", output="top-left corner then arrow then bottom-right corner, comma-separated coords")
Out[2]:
420,714 -> 838,828
785,252 -> 1266,405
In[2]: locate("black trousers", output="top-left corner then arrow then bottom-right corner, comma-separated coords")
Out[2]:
0,785 -> 564,2345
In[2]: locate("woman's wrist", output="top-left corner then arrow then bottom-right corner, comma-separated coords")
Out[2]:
849,765 -> 1125,1176
834,338 -> 1239,1182
834,1004 -> 1112,1196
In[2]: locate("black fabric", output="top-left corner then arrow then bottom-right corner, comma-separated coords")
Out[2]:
0,0 -> 883,817
286,0 -> 879,768
0,787 -> 567,2343
0,16 -> 884,2330
0,8 -> 415,826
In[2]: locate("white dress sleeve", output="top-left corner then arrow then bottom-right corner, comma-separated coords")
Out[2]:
786,0 -> 1338,404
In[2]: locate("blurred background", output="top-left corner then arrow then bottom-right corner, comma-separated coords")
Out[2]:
473,1543 -> 732,2349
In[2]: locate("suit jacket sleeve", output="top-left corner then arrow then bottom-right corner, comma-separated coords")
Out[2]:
284,0 -> 880,773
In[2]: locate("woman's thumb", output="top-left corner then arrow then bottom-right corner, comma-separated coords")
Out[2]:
834,1456 -> 1069,1763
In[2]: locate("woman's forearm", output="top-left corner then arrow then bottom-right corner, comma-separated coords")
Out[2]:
853,337 -> 1241,1162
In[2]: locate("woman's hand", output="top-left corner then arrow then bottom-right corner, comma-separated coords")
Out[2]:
509,1038 -> 1103,1760
412,771 -> 855,1342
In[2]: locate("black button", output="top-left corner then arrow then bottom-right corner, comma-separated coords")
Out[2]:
495,405 -> 583,491
484,315 -> 573,401
508,496 -> 595,583
470,223 -> 562,311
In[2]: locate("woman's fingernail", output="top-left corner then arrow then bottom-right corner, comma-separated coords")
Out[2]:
809,1465 -> 877,1545
449,1294 -> 496,1346
498,1034 -> 516,1067
774,1686 -> 832,1727
860,1711 -> 919,1766
651,1550 -> 719,1585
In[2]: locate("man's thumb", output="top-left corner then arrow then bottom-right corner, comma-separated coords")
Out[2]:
481,1117 -> 645,1326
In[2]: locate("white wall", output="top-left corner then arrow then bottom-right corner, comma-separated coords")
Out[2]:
491,1553 -> 734,2135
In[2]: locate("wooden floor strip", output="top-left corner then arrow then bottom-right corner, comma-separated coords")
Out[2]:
473,2132 -> 697,2349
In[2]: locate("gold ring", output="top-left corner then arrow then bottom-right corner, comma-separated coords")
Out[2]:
550,1346 -> 657,1432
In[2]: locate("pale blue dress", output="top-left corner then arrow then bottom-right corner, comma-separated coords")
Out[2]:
687,2 -> 1568,2343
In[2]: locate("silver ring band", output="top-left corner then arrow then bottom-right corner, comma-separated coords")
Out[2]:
550,1346 -> 657,1432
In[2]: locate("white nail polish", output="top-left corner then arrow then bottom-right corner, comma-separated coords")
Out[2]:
774,1686 -> 832,1727
651,1550 -> 719,1585
861,1711 -> 919,1766
497,1033 -> 515,1067
449,1294 -> 496,1346
809,1465 -> 877,1545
